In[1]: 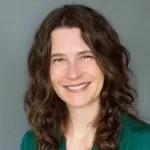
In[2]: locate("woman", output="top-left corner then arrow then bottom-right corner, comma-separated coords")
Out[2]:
21,4 -> 150,150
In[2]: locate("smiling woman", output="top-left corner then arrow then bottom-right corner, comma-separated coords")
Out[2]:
50,27 -> 104,109
21,4 -> 150,150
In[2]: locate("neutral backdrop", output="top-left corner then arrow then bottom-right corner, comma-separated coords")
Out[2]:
0,0 -> 150,149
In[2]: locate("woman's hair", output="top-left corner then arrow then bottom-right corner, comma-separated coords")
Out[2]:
24,4 -> 137,150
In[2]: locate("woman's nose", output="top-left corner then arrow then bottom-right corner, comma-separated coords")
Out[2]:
66,61 -> 81,80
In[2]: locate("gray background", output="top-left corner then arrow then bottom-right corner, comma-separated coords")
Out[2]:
0,0 -> 150,149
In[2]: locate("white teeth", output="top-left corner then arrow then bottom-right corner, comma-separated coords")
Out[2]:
67,83 -> 87,90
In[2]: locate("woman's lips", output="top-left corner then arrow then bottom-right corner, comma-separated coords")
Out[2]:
63,82 -> 91,93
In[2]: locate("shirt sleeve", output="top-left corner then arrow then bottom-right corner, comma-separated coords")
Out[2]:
134,125 -> 150,150
20,130 -> 37,150
119,114 -> 150,150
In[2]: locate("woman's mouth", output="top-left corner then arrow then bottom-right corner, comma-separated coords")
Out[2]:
64,82 -> 91,92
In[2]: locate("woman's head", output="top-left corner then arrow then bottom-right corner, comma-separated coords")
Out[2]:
50,27 -> 105,109
25,4 -> 136,150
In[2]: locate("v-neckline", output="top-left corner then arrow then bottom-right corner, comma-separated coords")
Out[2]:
58,113 -> 127,150
59,135 -> 99,150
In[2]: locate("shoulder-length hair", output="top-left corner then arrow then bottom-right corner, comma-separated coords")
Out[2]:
24,4 -> 136,150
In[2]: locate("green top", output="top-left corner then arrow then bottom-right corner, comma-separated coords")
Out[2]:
21,113 -> 150,150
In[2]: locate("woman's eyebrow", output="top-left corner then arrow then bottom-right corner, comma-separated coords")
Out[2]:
51,53 -> 66,58
51,50 -> 92,58
77,50 -> 92,56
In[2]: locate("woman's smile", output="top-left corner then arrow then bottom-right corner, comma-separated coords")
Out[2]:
63,82 -> 91,93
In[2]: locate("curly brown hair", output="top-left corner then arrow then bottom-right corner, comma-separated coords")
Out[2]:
24,4 -> 137,150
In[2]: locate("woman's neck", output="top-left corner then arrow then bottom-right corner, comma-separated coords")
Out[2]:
64,102 -> 99,150
65,101 -> 99,139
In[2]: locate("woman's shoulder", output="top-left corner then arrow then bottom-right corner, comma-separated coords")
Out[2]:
120,113 -> 150,150
21,130 -> 37,150
122,113 -> 150,134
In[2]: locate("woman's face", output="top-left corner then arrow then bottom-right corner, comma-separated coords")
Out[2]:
50,27 -> 104,109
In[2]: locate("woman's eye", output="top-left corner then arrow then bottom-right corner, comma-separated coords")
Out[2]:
52,58 -> 64,63
82,55 -> 94,59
